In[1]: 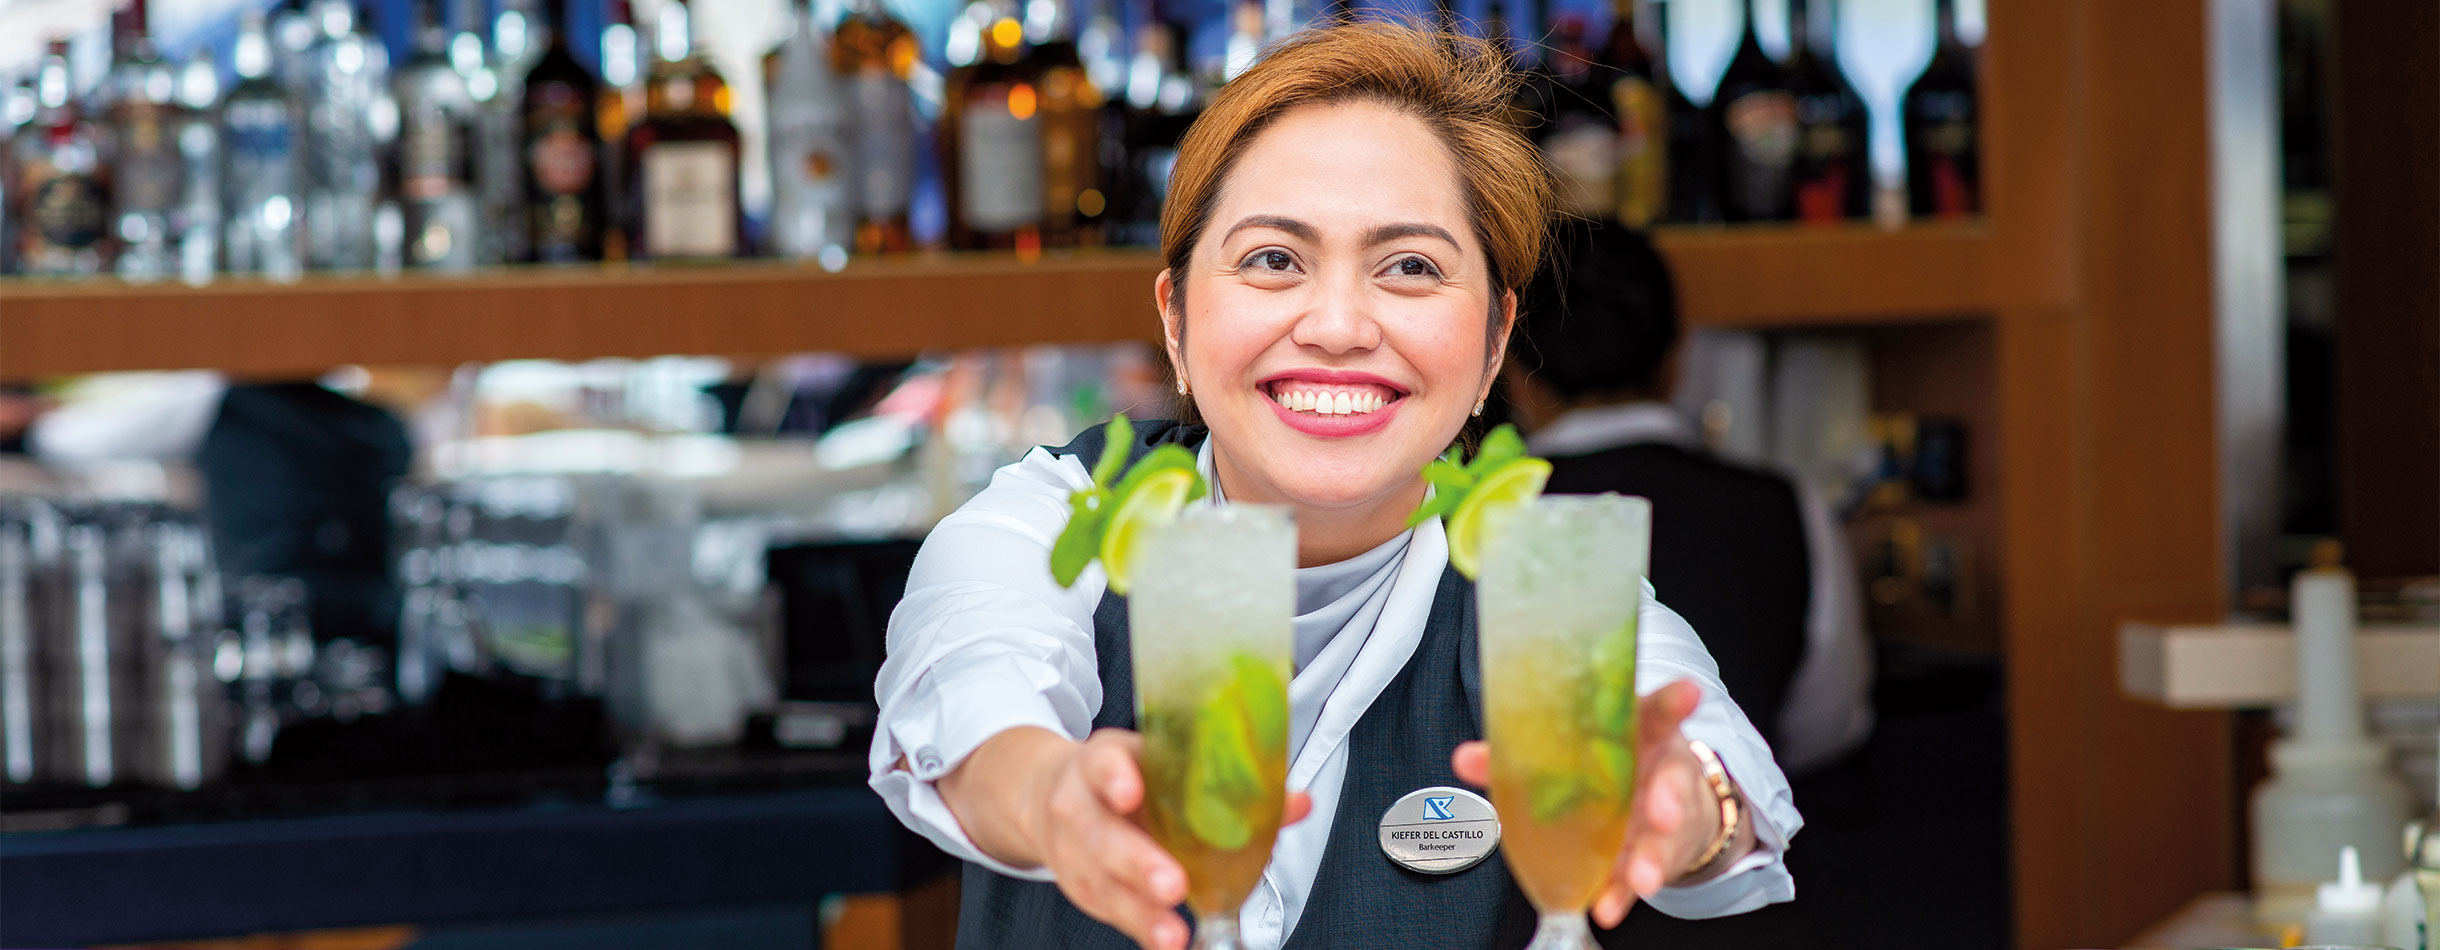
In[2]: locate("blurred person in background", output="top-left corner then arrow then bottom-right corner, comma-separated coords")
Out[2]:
1508,218 -> 1872,781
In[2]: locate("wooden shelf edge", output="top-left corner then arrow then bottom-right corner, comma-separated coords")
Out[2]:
1656,221 -> 2009,328
0,252 -> 1170,380
2,225 -> 2012,378
2118,620 -> 2440,707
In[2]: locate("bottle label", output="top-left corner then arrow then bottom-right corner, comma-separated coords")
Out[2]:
959,86 -> 1043,232
1724,89 -> 1799,217
31,173 -> 107,249
400,104 -> 472,200
223,96 -> 300,200
527,117 -> 598,198
641,140 -> 737,257
769,88 -> 849,256
114,104 -> 184,218
850,71 -> 913,218
1611,76 -> 1667,227
1542,119 -> 1617,217
1794,94 -> 1862,222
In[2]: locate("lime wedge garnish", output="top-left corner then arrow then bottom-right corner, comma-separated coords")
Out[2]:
1100,466 -> 1198,596
1047,414 -> 1207,590
1184,782 -> 1254,850
1228,653 -> 1288,755
1443,457 -> 1552,580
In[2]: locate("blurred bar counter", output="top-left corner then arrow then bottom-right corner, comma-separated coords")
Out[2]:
0,748 -> 953,948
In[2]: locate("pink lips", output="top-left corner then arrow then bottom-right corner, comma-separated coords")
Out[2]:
1257,369 -> 1409,439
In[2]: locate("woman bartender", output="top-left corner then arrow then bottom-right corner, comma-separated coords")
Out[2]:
870,21 -> 1801,950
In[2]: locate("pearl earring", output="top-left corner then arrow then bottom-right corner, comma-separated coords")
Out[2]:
1472,400 -> 1486,417
1176,379 -> 1190,396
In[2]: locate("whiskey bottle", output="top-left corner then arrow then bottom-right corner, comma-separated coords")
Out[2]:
12,39 -> 111,276
1710,0 -> 1798,222
942,0 -> 1044,252
1600,0 -> 1669,227
1902,0 -> 1980,218
832,0 -> 917,254
521,0 -> 606,262
106,0 -> 186,281
623,0 -> 744,261
1030,0 -> 1105,246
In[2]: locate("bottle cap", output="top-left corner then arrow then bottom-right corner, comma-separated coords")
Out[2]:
2313,845 -> 2382,914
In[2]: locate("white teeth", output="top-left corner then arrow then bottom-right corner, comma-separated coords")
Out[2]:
1273,385 -> 1396,415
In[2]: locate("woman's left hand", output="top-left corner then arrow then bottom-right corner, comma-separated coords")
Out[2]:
1452,679 -> 1736,929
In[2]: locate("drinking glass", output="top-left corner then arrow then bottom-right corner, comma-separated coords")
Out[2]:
1128,504 -> 1294,950
1478,494 -> 1653,950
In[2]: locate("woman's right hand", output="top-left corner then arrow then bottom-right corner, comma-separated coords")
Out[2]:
936,725 -> 1309,950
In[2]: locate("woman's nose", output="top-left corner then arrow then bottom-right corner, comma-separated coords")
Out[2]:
1288,273 -> 1383,354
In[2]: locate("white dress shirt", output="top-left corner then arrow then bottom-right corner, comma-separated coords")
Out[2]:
1528,401 -> 1875,775
870,437 -> 1803,948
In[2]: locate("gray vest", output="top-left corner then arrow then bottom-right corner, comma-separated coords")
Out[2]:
954,421 -> 1536,950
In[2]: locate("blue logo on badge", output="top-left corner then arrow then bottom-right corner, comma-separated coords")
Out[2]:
1422,796 -> 1456,820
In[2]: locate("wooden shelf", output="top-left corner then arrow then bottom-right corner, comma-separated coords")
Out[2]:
0,224 -> 1998,380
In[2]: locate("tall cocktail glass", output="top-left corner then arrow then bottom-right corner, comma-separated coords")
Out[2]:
1129,504 -> 1294,950
1478,494 -> 1652,950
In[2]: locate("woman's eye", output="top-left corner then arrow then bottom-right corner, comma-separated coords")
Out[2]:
1385,256 -> 1441,279
1244,249 -> 1296,272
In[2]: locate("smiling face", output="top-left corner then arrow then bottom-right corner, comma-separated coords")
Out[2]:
1157,99 -> 1513,555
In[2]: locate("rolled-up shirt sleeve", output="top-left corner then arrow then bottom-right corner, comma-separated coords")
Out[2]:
1631,583 -> 1804,919
869,448 -> 1108,881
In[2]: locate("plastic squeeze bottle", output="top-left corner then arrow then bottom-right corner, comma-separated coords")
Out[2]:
2386,818 -> 2427,950
2250,542 -> 2415,926
2306,845 -> 2388,945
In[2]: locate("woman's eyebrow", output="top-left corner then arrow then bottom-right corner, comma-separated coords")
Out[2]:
1364,222 -> 1460,249
1222,214 -> 1320,244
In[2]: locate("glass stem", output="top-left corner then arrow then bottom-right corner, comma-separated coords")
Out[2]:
1190,911 -> 1244,950
1522,911 -> 1598,950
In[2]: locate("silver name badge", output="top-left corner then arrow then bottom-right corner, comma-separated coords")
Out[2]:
1379,785 -> 1501,874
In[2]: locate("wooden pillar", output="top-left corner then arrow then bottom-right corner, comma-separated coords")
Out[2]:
1987,0 -> 2238,945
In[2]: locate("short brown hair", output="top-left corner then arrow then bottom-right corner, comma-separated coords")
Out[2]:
1159,20 -> 1555,315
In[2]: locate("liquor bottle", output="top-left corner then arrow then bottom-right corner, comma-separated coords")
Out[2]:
521,0 -> 606,262
1077,0 -> 1126,101
2,77 -> 36,274
106,0 -> 187,281
1031,0 -> 1106,247
941,0 -> 1044,252
484,0 -> 543,262
1109,19 -> 1196,248
223,12 -> 306,279
174,55 -> 222,282
273,0 -> 322,100
1600,0 -> 1668,227
623,0 -> 745,261
1657,0 -> 1713,223
833,0 -> 918,254
1786,0 -> 1871,223
596,0 -> 645,258
446,0 -> 512,264
12,39 -> 112,276
1709,0 -> 1797,222
1223,0 -> 1263,82
1903,0 -> 1980,218
765,0 -> 850,263
302,0 -> 390,272
394,0 -> 481,270
1532,16 -> 1618,218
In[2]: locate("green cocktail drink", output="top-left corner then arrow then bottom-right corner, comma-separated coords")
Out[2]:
1128,504 -> 1293,950
1478,494 -> 1651,950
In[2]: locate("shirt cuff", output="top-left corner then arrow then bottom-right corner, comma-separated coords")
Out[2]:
1641,722 -> 1802,919
868,655 -> 1075,881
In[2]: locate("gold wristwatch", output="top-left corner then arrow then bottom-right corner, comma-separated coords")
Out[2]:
1684,740 -> 1743,876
